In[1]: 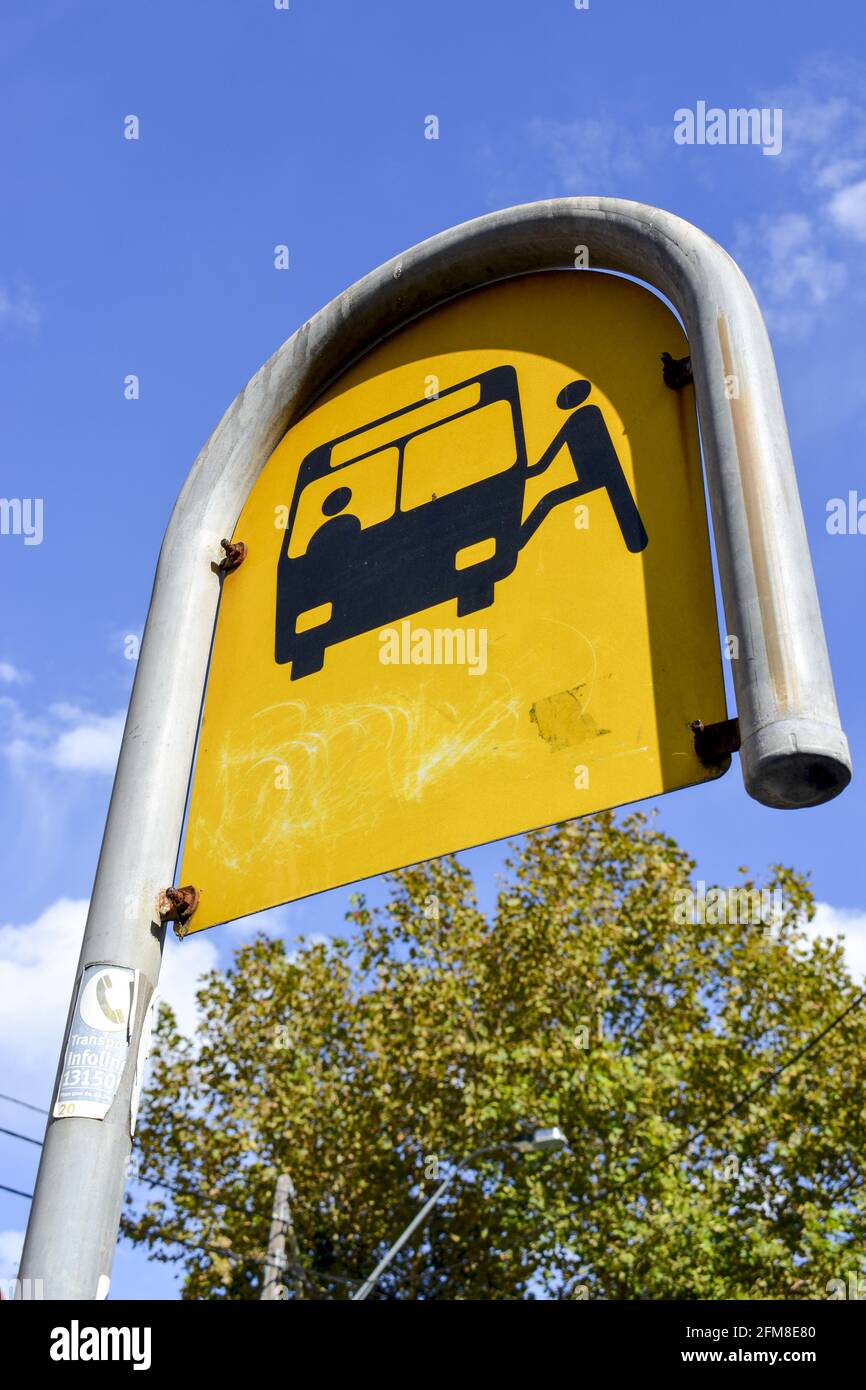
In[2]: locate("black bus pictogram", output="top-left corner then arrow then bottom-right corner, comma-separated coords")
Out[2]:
275,365 -> 647,680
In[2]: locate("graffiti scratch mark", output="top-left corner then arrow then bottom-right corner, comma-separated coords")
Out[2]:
192,680 -> 524,882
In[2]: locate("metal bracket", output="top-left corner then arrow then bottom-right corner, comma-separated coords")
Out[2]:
157,885 -> 200,939
661,352 -> 693,390
218,538 -> 247,573
691,717 -> 741,766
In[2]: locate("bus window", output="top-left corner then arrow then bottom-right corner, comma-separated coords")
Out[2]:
399,399 -> 518,512
328,381 -> 481,469
287,446 -> 400,559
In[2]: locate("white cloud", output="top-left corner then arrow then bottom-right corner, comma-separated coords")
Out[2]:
761,57 -> 866,179
757,214 -> 846,302
776,93 -> 857,169
0,695 -> 47,742
49,711 -> 125,775
815,158 -> 866,191
519,59 -> 866,345
733,211 -> 847,336
828,178 -> 866,242
158,933 -> 219,1038
0,899 -> 218,1086
525,116 -> 639,193
0,1230 -> 25,1284
0,897 -> 87,1074
0,663 -> 27,686
729,58 -> 866,336
1,698 -> 125,776
527,116 -> 655,195
803,902 -> 866,981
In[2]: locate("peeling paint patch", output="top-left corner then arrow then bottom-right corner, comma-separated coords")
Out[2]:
529,686 -> 610,751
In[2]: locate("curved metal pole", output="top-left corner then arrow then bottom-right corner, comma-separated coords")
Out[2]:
352,1144 -> 507,1300
19,198 -> 850,1299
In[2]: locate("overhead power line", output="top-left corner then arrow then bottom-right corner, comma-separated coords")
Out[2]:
0,1126 -> 41,1148
0,1182 -> 33,1200
128,1220 -> 362,1294
561,985 -> 866,1220
0,1092 -> 48,1116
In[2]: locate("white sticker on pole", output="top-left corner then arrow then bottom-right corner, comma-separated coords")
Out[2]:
130,988 -> 159,1138
53,964 -> 137,1120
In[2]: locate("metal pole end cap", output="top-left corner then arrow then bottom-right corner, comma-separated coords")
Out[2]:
740,719 -> 852,809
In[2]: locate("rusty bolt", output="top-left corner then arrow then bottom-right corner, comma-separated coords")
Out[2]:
691,717 -> 741,765
218,538 -> 247,573
661,352 -> 693,391
158,885 -> 200,938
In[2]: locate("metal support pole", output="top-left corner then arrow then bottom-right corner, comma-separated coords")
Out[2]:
18,197 -> 850,1300
352,1175 -> 454,1301
261,1173 -> 299,1301
352,1141 -> 515,1300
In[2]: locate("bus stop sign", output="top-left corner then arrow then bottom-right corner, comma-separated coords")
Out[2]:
23,200 -> 850,1302
180,269 -> 727,931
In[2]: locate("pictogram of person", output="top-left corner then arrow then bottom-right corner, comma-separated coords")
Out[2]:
521,379 -> 648,552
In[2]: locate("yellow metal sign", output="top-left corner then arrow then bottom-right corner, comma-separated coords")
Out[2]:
181,271 -> 727,931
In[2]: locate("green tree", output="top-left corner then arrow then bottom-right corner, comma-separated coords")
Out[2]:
123,812 -> 866,1299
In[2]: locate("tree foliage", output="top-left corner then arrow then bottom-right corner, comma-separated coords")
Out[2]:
123,812 -> 866,1299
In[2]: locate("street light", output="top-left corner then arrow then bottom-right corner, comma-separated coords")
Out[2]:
513,1125 -> 568,1155
351,1125 -> 569,1300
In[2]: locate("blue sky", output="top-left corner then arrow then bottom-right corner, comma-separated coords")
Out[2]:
1,0 -> 865,1299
